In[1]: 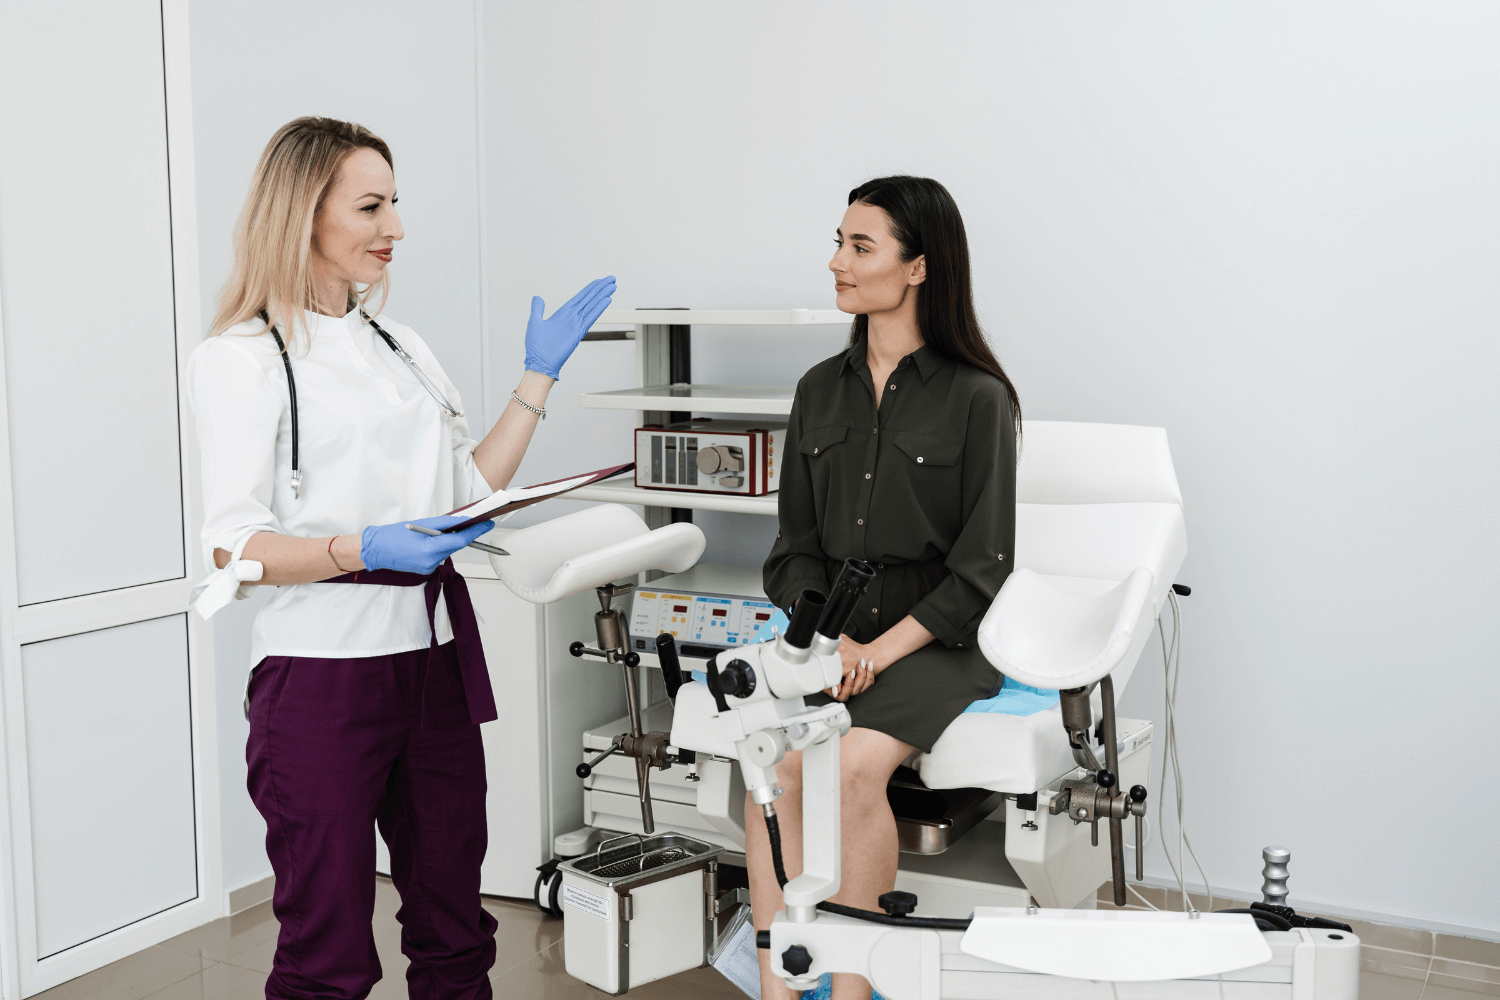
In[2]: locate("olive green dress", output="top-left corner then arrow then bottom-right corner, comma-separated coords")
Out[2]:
763,341 -> 1016,753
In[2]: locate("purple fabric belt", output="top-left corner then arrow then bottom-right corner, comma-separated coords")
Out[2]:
324,560 -> 498,726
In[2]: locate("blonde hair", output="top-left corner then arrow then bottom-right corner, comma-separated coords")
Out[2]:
209,116 -> 393,346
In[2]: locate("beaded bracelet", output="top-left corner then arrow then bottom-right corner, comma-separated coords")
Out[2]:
511,391 -> 546,419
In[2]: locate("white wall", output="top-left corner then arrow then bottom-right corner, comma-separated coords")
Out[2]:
188,0 -> 486,895
485,1 -> 1499,935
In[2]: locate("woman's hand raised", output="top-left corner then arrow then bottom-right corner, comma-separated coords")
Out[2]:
523,276 -> 616,380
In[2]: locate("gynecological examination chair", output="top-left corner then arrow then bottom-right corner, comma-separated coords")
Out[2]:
484,422 -> 1359,998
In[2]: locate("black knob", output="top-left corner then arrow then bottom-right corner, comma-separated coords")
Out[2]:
623,651 -> 640,668
781,944 -> 813,976
1130,784 -> 1148,803
1172,583 -> 1191,596
878,890 -> 918,917
568,641 -> 585,657
720,659 -> 757,698
1096,768 -> 1116,789
576,763 -> 592,778
755,930 -> 771,950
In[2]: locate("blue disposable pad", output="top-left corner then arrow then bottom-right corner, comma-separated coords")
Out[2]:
963,677 -> 1060,716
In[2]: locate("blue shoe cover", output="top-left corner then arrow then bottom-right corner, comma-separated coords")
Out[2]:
796,974 -> 886,1000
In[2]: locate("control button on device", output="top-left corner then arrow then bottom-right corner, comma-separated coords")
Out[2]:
781,945 -> 813,977
878,890 -> 918,917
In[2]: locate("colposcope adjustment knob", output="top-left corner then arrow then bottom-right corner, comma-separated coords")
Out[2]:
568,641 -> 585,657
719,659 -> 757,698
1129,784 -> 1148,803
781,944 -> 813,977
1096,768 -> 1116,789
878,890 -> 919,917
622,650 -> 640,668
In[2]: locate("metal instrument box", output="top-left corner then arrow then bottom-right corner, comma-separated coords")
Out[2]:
558,833 -> 723,995
634,420 -> 785,496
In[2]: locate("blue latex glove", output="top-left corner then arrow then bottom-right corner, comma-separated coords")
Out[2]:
360,515 -> 496,575
523,275 -> 616,380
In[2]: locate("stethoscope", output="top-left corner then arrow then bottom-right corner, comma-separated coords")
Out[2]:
262,310 -> 463,499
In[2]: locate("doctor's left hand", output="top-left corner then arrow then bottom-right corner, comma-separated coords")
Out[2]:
360,516 -> 496,575
523,275 -> 617,380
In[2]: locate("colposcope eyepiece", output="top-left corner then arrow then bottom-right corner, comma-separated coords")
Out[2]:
815,559 -> 877,641
782,589 -> 826,650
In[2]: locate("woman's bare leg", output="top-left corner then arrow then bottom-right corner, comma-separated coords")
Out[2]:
744,729 -> 914,1000
827,728 -> 915,1000
746,749 -> 805,999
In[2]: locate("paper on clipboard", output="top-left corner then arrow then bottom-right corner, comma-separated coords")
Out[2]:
441,462 -> 634,531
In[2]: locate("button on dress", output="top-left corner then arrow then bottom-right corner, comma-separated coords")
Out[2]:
764,341 -> 1017,752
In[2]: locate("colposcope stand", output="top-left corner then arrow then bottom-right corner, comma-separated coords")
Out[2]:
568,581 -> 685,834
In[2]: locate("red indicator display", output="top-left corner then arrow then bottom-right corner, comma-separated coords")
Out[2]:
755,612 -> 772,621
673,605 -> 688,613
712,609 -> 728,617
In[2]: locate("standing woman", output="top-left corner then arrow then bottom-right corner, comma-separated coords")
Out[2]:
187,117 -> 613,1000
754,176 -> 1021,1000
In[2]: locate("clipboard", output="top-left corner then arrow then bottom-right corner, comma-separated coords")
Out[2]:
441,462 -> 634,531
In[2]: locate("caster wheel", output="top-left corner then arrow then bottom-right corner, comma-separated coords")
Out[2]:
534,860 -> 564,919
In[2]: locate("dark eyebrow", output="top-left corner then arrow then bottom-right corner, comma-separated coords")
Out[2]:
836,228 -> 877,242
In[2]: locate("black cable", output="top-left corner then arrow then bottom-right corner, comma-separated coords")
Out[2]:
815,900 -> 972,931
763,806 -> 972,931
764,811 -> 790,889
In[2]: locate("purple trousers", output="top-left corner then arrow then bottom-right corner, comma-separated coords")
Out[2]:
247,642 -> 497,1000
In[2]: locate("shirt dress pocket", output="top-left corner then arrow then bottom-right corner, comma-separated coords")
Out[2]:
799,424 -> 850,458
892,430 -> 961,467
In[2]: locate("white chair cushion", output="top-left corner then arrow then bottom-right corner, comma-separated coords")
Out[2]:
918,705 -> 1078,794
1017,502 -> 1185,618
1017,421 -> 1182,505
489,504 -> 705,604
978,567 -> 1155,691
921,569 -> 1153,792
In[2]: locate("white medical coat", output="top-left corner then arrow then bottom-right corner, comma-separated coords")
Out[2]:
186,307 -> 492,669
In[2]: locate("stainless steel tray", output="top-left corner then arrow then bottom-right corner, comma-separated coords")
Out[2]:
561,833 -> 722,889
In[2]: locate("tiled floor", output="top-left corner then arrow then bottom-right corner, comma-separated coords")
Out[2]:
1097,883 -> 1500,999
36,878 -> 1500,998
35,878 -> 744,1000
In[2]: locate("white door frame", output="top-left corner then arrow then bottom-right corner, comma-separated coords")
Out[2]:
0,2 -> 222,995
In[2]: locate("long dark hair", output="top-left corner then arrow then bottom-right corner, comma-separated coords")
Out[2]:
846,175 -> 1020,430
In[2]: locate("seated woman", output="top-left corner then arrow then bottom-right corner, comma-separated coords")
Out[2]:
752,175 -> 1021,1000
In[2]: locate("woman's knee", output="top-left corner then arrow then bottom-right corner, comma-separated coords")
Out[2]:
838,731 -> 910,803
773,749 -> 804,792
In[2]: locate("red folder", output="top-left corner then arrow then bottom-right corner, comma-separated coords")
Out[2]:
442,462 -> 634,531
